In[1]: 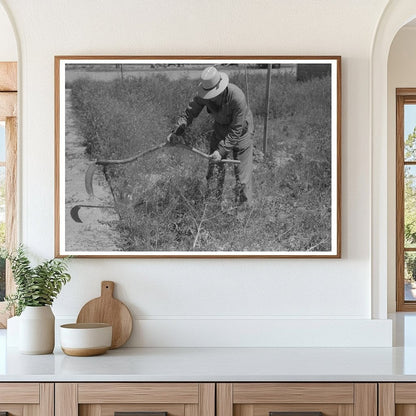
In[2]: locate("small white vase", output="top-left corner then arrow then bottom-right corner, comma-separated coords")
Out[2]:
19,306 -> 55,354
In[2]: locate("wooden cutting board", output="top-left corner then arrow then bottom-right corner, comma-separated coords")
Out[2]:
76,281 -> 133,349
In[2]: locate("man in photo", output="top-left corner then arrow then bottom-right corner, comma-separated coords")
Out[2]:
172,66 -> 254,207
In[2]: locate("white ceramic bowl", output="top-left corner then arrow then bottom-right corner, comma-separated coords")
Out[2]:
60,323 -> 112,356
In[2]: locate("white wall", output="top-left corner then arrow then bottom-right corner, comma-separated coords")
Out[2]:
0,3 -> 16,61
0,0 -> 393,347
387,26 -> 416,312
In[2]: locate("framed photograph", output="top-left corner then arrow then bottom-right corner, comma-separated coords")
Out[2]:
55,56 -> 341,258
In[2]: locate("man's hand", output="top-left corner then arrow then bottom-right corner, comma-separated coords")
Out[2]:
210,150 -> 222,162
167,133 -> 181,146
174,121 -> 187,136
167,133 -> 174,145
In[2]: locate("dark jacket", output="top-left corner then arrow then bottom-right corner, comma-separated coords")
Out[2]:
178,83 -> 253,156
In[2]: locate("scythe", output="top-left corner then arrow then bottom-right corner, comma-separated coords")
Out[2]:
84,140 -> 240,197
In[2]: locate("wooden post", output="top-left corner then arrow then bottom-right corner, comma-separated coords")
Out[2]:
263,64 -> 272,155
245,65 -> 250,107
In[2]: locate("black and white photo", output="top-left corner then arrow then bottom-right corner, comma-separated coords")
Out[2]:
55,57 -> 341,257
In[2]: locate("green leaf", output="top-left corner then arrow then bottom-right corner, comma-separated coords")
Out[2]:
5,245 -> 71,315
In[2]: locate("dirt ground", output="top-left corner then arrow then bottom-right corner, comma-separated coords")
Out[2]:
64,89 -> 124,252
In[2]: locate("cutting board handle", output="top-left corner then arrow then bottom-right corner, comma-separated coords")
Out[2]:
101,281 -> 115,298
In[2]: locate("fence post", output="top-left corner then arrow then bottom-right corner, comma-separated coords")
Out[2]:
263,64 -> 272,154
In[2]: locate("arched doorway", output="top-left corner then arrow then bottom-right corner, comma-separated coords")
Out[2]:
387,15 -> 416,312
371,0 -> 416,318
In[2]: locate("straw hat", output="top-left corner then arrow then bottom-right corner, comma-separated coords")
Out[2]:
197,66 -> 229,100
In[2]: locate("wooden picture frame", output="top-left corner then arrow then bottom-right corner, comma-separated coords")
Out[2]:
55,56 -> 341,258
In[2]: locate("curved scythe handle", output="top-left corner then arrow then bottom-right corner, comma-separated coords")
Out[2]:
84,143 -> 167,196
96,143 -> 167,166
84,139 -> 240,196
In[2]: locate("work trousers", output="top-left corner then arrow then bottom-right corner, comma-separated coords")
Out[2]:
206,125 -> 253,204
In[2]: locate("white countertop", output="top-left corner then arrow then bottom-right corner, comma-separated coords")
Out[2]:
2,345 -> 416,382
2,313 -> 416,382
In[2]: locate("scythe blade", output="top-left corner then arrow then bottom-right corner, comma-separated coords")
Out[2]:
70,204 -> 115,223
70,205 -> 83,223
85,163 -> 98,196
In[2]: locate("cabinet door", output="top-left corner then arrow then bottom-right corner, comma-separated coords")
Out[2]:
379,383 -> 416,416
217,383 -> 377,416
0,383 -> 53,416
55,383 -> 215,416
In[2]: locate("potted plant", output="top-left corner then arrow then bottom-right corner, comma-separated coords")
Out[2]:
4,246 -> 71,354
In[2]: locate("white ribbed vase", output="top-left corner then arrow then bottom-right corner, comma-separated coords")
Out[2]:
19,306 -> 55,354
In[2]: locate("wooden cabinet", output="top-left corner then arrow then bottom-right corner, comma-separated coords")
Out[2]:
55,383 -> 215,416
0,380 -> 410,416
0,383 -> 53,416
217,383 -> 377,416
379,383 -> 416,416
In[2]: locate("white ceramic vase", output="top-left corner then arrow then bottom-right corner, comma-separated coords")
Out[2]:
19,305 -> 55,354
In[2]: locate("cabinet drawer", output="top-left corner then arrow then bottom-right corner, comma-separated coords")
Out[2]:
0,383 -> 53,415
56,383 -> 215,416
232,383 -> 354,404
217,383 -> 376,416
78,383 -> 200,404
0,383 -> 39,403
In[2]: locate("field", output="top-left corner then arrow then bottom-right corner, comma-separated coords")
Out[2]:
68,65 -> 333,253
